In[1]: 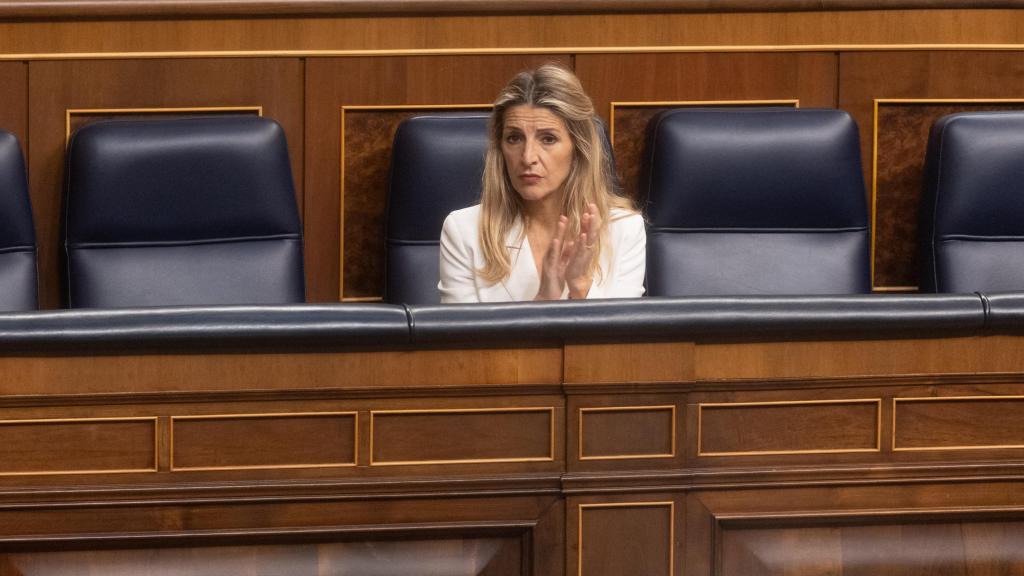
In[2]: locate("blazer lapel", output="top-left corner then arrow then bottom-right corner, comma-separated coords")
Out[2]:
500,218 -> 539,301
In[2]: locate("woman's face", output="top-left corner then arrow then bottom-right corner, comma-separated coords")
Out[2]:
500,105 -> 574,206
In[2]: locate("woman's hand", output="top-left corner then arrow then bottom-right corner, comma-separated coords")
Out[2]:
534,205 -> 600,301
564,203 -> 600,299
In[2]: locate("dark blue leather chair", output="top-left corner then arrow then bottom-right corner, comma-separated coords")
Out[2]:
0,130 -> 37,311
643,108 -> 870,296
64,116 -> 305,308
919,111 -> 1024,293
384,113 -> 489,305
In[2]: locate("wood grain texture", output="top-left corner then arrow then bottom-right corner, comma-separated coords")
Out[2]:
0,62 -> 27,150
571,497 -> 679,576
0,418 -> 155,475
696,335 -> 1024,380
3,11 -> 1024,57
874,101 -> 1024,289
895,397 -> 1024,450
838,51 -> 1024,289
27,58 -> 304,309
564,342 -> 695,385
304,55 -> 566,301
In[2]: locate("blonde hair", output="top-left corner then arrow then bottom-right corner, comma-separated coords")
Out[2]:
478,63 -> 635,284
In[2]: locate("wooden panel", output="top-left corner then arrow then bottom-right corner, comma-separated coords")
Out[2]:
305,55 -> 566,302
0,417 -> 155,475
0,535 -> 525,576
0,62 -> 27,148
0,347 -> 562,396
4,11 -> 1024,56
609,99 -> 798,201
895,396 -> 1024,451
577,502 -> 674,576
370,407 -> 555,465
720,520 -> 1024,576
696,335 -> 1024,380
579,406 -> 675,460
838,51 -> 1024,290
27,58 -> 304,309
171,412 -> 357,471
564,342 -> 694,385
698,399 -> 880,456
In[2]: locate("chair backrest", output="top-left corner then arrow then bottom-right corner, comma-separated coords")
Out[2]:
643,108 -> 870,296
919,111 -> 1024,293
0,130 -> 37,311
385,113 -> 489,305
64,116 -> 304,308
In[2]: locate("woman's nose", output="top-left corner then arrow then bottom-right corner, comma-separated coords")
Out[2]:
522,138 -> 538,164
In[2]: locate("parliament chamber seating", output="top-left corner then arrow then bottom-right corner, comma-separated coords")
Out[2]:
385,113 -> 489,305
63,116 -> 305,308
919,111 -> 1024,292
643,108 -> 871,296
0,129 -> 37,311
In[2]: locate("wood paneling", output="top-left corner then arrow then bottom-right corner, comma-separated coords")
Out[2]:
837,51 -> 1024,290
564,342 -> 694,385
698,399 -> 879,456
27,58 -> 304,309
371,406 -> 556,465
0,417 -> 155,475
171,413 -> 357,470
3,11 -> 1024,56
0,535 -> 525,576
895,396 -> 1024,451
720,520 -> 1024,576
579,405 -> 675,460
696,335 -> 1024,380
0,347 -> 562,396
575,500 -> 675,576
0,62 -> 27,148
305,55 -> 566,301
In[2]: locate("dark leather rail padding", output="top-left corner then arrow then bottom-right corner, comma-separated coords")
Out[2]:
0,1 -> 1020,19
0,304 -> 410,352
409,294 -> 986,343
981,292 -> 1024,330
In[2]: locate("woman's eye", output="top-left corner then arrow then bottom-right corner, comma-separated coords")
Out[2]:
540,134 -> 558,144
505,133 -> 522,144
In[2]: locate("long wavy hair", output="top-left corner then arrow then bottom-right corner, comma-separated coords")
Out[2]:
478,63 -> 635,284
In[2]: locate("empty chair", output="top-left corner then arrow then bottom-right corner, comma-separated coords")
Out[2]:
643,108 -> 870,296
0,130 -> 37,311
919,111 -> 1024,292
64,116 -> 304,308
385,113 -> 489,305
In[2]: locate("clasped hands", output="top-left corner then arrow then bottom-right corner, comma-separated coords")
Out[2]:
535,203 -> 601,301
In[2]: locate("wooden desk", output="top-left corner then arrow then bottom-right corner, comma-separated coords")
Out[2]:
2,324 -> 1022,575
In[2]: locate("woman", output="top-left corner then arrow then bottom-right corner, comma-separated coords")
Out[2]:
438,64 -> 645,303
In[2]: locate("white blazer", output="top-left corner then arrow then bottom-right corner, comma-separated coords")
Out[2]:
438,205 -> 646,303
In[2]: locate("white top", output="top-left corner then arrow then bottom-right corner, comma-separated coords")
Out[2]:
438,205 -> 646,303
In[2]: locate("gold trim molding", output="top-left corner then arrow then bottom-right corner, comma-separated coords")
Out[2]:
6,45 -> 1024,63
893,395 -> 1024,452
170,411 -> 358,472
368,406 -> 556,466
697,398 -> 882,457
0,416 -> 158,477
578,405 -> 676,461
578,501 -> 675,576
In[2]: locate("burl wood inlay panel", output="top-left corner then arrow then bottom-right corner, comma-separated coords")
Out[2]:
873,101 -> 1024,290
370,408 -> 554,465
578,502 -> 673,576
699,400 -> 880,456
171,413 -> 357,471
894,397 -> 1024,451
611,101 -> 797,202
720,519 -> 1024,576
341,107 -> 488,300
0,418 -> 156,475
579,406 -> 675,460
